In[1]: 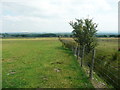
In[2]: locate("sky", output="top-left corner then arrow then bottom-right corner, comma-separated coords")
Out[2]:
0,0 -> 119,33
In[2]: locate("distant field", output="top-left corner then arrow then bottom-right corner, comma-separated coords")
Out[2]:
2,38 -> 93,88
2,37 -> 58,41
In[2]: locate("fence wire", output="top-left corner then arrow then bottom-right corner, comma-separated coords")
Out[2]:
59,38 -> 119,88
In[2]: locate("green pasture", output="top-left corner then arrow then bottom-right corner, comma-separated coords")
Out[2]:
2,38 -> 93,88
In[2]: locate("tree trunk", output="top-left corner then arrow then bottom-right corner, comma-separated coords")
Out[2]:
89,49 -> 95,80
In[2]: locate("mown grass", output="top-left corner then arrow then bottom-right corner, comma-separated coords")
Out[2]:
2,38 -> 93,88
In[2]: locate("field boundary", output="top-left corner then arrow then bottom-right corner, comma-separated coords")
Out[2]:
59,38 -> 119,88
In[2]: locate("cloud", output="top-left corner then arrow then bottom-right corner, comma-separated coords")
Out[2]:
1,0 -> 118,33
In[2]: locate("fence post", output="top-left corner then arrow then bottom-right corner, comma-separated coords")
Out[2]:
62,42 -> 64,47
81,45 -> 85,67
74,46 -> 77,56
77,46 -> 80,60
89,49 -> 95,80
72,46 -> 74,52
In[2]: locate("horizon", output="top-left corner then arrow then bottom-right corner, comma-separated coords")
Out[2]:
1,31 -> 119,34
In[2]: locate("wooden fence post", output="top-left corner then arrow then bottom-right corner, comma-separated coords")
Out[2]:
72,46 -> 74,52
89,49 -> 95,80
77,46 -> 80,60
74,46 -> 77,56
62,42 -> 64,47
81,45 -> 85,67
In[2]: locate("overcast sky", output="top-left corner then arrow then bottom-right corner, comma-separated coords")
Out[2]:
1,0 -> 119,33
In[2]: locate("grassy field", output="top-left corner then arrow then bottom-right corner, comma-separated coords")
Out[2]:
2,38 -> 93,88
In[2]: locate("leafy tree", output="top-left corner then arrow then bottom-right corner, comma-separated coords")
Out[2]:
83,18 -> 98,53
69,19 -> 84,47
69,18 -> 98,53
69,18 -> 98,67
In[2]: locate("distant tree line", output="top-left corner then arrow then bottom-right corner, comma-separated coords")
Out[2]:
0,33 -> 119,38
97,34 -> 120,38
0,33 -> 58,38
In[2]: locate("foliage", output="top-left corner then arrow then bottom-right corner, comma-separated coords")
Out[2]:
69,18 -> 98,53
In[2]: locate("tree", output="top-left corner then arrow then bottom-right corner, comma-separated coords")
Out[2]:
69,18 -> 98,67
69,19 -> 84,47
70,18 -> 98,53
69,19 -> 85,66
83,18 -> 98,53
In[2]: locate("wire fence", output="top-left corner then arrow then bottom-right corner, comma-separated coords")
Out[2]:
59,38 -> 119,88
